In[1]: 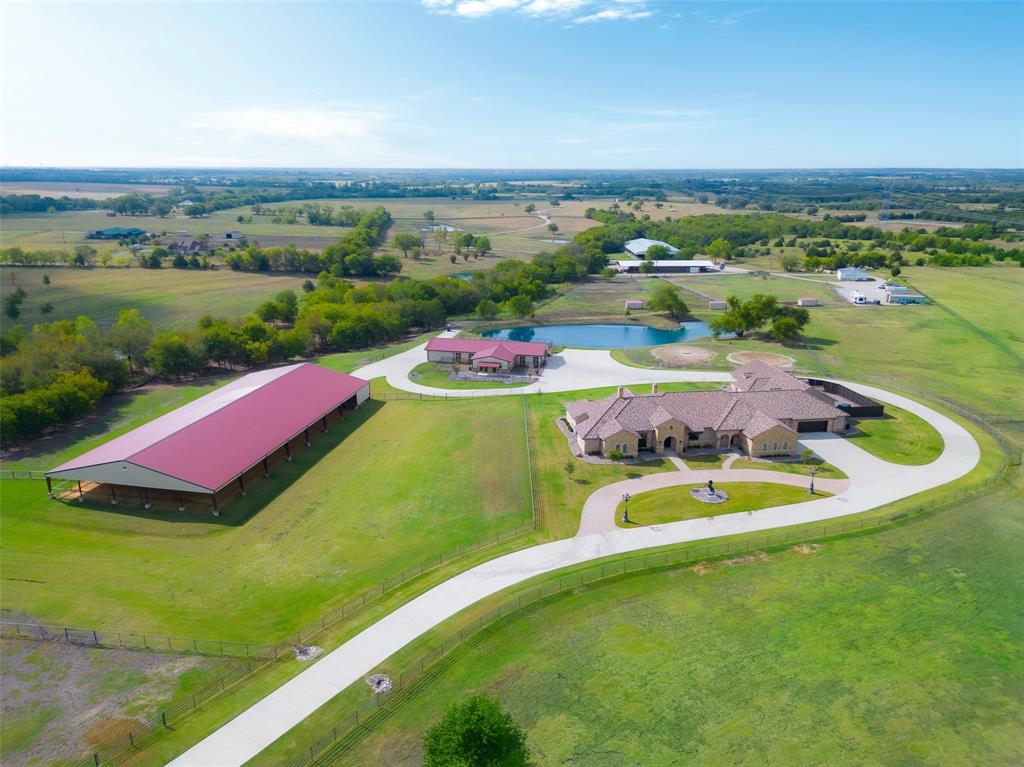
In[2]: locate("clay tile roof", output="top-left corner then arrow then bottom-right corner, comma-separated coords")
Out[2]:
742,412 -> 793,439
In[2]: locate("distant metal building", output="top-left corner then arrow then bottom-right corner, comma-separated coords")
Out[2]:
624,238 -> 679,257
615,260 -> 718,274
836,267 -> 869,281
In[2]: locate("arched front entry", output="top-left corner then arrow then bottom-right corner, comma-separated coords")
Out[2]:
730,434 -> 742,448
718,434 -> 730,449
663,436 -> 676,451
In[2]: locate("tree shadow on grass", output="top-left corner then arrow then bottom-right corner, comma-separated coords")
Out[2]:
47,401 -> 386,528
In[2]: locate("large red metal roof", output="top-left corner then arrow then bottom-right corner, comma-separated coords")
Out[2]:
425,337 -> 548,357
49,363 -> 368,491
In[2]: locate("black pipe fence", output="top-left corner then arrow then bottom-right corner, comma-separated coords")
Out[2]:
282,470 -> 1016,767
0,469 -> 47,480
0,622 -> 274,659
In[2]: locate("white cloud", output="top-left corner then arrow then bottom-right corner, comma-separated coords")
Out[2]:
420,0 -> 653,23
194,106 -> 387,147
572,7 -> 651,24
602,106 -> 716,119
708,8 -> 763,27
520,0 -> 589,14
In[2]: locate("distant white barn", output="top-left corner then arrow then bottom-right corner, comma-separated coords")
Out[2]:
624,238 -> 679,257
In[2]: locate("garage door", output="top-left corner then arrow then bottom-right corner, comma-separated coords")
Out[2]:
797,420 -> 829,433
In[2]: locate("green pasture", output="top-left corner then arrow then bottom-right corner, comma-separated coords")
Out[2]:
253,482 -> 1023,767
0,394 -> 531,641
615,482 -> 827,527
0,266 -> 307,330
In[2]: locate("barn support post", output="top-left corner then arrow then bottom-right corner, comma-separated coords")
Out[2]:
262,457 -> 270,478
321,416 -> 328,433
46,476 -> 53,499
238,475 -> 246,497
143,487 -> 151,510
178,494 -> 185,512
110,484 -> 118,505
212,494 -> 219,517
304,428 -> 311,447
77,480 -> 84,502
284,442 -> 292,462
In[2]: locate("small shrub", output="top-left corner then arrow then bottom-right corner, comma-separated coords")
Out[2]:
609,449 -> 624,461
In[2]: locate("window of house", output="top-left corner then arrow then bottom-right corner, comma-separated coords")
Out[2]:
668,425 -> 673,430
773,442 -> 778,451
783,442 -> 788,450
762,442 -> 768,452
688,432 -> 700,440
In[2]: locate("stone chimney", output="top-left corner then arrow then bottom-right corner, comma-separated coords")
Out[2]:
651,383 -> 659,395
617,386 -> 625,399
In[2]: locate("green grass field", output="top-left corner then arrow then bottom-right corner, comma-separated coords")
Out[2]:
0,396 -> 531,641
253,483 -> 1022,767
615,482 -> 827,527
848,404 -> 944,465
0,266 -> 306,329
732,450 -> 847,479
408,362 -> 531,390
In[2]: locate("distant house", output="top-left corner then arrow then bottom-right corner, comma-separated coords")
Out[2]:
87,226 -> 147,240
837,267 -> 869,281
625,300 -> 644,310
797,297 -> 819,307
222,230 -> 243,240
168,237 -> 206,255
615,259 -> 717,274
425,337 -> 549,372
624,238 -> 679,258
708,300 -> 728,310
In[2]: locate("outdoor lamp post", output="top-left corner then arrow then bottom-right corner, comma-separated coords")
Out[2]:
809,466 -> 819,495
622,493 -> 632,524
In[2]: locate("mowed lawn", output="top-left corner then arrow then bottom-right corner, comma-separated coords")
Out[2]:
615,482 -> 827,527
262,484 -> 1023,767
0,397 -> 531,641
848,404 -> 944,465
0,267 -> 307,330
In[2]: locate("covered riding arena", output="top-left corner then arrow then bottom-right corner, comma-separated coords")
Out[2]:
45,363 -> 370,515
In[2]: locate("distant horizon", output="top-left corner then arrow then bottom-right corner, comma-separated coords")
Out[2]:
3,165 -> 1021,173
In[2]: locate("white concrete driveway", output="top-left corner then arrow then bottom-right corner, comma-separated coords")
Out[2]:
165,360 -> 980,767
354,336 -> 730,397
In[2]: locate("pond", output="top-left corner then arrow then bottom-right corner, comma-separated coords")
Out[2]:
481,322 -> 715,348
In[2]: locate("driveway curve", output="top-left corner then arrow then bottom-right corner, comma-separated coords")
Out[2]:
166,344 -> 980,766
356,334 -> 732,396
578,468 -> 850,535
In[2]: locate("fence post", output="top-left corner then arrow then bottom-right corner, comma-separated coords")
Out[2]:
64,627 -> 70,641
162,712 -> 167,727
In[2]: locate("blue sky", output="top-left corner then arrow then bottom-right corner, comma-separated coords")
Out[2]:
2,1 -> 1021,168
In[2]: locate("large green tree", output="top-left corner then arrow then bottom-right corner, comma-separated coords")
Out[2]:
423,695 -> 531,767
108,308 -> 153,373
647,283 -> 689,319
393,231 -> 423,258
